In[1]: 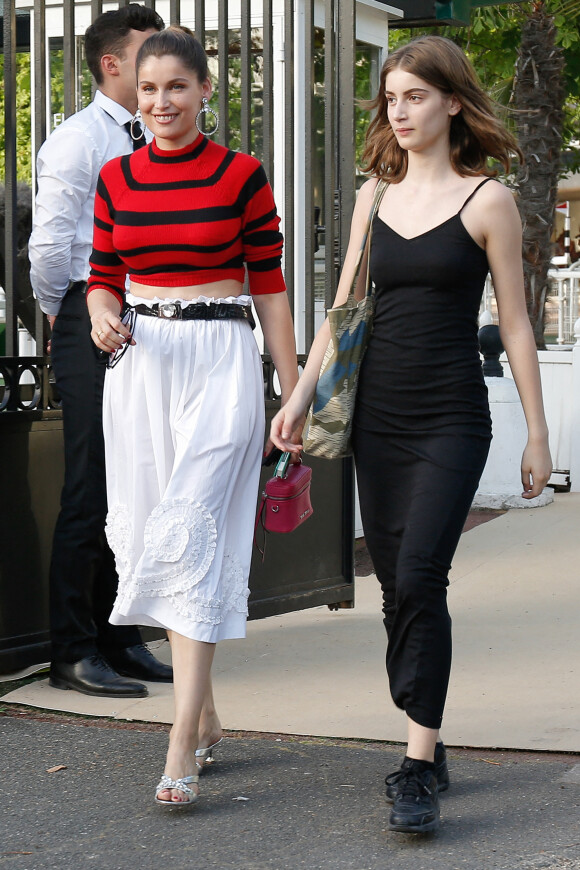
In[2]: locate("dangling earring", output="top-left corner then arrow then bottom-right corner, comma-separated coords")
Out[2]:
130,109 -> 145,142
195,97 -> 219,136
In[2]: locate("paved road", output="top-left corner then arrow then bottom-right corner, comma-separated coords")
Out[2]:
1,713 -> 579,870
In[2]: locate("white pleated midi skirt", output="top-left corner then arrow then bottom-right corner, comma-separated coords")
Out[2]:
103,294 -> 265,643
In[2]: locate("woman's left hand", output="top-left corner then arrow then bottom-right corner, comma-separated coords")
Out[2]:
521,437 -> 552,499
269,399 -> 308,455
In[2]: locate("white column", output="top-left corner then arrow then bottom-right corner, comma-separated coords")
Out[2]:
293,0 -> 307,354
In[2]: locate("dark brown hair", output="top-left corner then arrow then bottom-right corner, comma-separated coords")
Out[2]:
136,26 -> 209,82
361,35 -> 522,182
85,4 -> 164,86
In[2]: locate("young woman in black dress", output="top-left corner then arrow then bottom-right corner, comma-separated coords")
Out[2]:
270,35 -> 552,834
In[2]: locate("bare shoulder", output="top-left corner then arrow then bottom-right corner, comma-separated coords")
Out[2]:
357,176 -> 381,205
478,177 -> 518,212
473,178 -> 521,241
350,177 -> 380,225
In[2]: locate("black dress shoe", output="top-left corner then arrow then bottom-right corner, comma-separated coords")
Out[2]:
385,741 -> 449,802
388,763 -> 440,834
49,654 -> 148,698
104,643 -> 173,683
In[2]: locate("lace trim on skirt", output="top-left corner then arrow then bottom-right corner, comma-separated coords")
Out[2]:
106,499 -> 249,625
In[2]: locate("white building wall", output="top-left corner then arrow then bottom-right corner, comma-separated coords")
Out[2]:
500,349 -> 575,481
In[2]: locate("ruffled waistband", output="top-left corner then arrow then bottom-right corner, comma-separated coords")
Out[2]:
126,292 -> 252,308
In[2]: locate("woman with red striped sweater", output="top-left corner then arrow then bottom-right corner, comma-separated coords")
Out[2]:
88,26 -> 299,808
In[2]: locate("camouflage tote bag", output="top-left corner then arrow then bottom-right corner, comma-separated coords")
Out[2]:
303,180 -> 388,459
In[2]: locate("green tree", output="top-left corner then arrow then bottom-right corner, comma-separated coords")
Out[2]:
0,53 -> 32,183
0,46 -> 97,186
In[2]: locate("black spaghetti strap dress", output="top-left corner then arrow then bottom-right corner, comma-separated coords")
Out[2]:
352,178 -> 493,730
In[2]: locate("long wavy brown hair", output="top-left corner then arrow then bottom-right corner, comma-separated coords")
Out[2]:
361,35 -> 523,182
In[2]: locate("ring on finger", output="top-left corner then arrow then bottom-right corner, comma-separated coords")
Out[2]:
97,330 -> 104,339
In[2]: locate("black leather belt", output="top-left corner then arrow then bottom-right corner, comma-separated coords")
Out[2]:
129,301 -> 254,327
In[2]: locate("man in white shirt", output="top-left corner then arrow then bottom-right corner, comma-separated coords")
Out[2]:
29,5 -> 171,698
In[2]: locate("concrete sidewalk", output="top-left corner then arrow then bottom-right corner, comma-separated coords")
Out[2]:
3,493 -> 579,752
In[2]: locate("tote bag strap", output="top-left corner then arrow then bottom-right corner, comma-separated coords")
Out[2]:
364,179 -> 388,297
348,178 -> 389,299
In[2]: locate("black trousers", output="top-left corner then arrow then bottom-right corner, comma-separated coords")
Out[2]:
352,424 -> 490,730
49,283 -> 141,663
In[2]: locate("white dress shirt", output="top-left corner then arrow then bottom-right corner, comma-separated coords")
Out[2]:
29,90 -> 148,316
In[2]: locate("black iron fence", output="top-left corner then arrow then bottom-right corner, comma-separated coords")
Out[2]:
1,0 -> 360,364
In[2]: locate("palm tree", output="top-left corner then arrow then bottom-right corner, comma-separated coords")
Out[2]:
512,2 -> 566,348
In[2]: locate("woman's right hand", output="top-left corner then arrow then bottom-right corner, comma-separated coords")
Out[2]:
90,308 -> 134,353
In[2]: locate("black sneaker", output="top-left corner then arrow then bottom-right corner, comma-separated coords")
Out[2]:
388,763 -> 440,834
385,741 -> 449,802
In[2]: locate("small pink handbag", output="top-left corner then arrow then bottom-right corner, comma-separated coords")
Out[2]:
255,453 -> 313,552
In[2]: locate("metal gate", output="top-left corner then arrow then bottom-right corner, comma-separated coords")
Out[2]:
0,0 -> 369,672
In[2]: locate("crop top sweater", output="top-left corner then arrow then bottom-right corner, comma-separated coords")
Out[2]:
87,133 -> 285,306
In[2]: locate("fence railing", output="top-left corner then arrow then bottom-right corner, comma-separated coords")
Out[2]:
547,267 -> 580,345
1,0 -> 366,395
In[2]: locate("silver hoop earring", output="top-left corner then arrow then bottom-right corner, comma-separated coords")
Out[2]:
195,97 -> 219,136
130,109 -> 145,141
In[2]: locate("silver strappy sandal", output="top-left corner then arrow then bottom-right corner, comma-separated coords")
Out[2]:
154,773 -> 199,807
195,737 -> 223,773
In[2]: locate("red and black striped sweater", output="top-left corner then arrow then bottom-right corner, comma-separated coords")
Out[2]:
88,134 -> 285,307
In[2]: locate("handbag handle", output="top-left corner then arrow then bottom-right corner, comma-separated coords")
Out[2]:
274,450 -> 303,479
